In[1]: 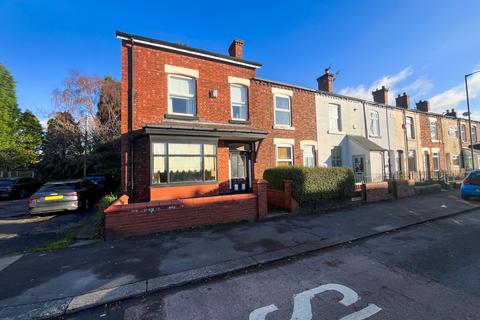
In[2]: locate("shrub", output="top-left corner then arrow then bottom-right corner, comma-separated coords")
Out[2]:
263,166 -> 355,202
94,193 -> 118,239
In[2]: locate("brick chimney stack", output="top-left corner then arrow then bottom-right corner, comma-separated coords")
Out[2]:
416,100 -> 430,112
228,39 -> 244,59
445,108 -> 457,118
372,86 -> 389,105
395,92 -> 410,109
317,69 -> 334,93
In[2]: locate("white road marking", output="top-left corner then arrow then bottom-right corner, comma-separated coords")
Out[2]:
0,254 -> 23,272
249,304 -> 278,320
248,283 -> 381,320
339,304 -> 382,320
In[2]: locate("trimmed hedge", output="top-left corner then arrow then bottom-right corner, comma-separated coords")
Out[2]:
263,166 -> 355,202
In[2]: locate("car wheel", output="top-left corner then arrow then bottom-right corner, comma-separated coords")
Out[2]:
18,189 -> 27,199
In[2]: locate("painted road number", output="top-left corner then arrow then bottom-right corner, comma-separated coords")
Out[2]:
249,283 -> 381,320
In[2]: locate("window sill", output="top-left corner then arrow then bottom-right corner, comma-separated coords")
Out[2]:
407,138 -> 416,141
369,135 -> 382,138
431,139 -> 440,143
327,130 -> 345,135
164,113 -> 199,121
273,125 -> 295,131
229,119 -> 251,125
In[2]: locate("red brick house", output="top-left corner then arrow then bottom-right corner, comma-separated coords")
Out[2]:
116,31 -> 317,203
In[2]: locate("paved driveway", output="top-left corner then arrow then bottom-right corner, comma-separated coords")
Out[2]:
0,199 -> 86,257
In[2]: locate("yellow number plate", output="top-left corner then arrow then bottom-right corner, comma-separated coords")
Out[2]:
45,195 -> 64,201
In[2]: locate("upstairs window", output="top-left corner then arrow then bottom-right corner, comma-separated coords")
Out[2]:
369,111 -> 380,136
430,120 -> 438,140
472,126 -> 477,143
461,124 -> 467,142
230,85 -> 248,121
274,95 -> 291,126
329,104 -> 341,132
406,116 -> 415,139
168,75 -> 196,116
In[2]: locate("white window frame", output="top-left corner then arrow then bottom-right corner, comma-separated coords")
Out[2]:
432,151 -> 440,171
275,144 -> 293,166
302,145 -> 315,167
328,104 -> 341,132
430,120 -> 438,141
472,125 -> 477,143
274,94 -> 292,127
230,84 -> 248,121
168,74 -> 196,116
461,124 -> 467,142
369,111 -> 380,136
406,116 -> 415,139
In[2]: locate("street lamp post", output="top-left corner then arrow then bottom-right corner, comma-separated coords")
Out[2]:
465,70 -> 480,169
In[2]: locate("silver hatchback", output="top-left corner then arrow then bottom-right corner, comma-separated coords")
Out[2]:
29,180 -> 95,215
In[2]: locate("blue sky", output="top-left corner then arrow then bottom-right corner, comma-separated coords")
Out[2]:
1,0 -> 480,122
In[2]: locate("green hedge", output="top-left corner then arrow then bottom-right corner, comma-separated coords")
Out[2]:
263,166 -> 355,202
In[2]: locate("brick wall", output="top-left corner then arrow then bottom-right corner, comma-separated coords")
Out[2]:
362,181 -> 391,202
105,180 -> 268,239
250,79 -> 317,179
418,113 -> 446,172
266,180 -> 299,212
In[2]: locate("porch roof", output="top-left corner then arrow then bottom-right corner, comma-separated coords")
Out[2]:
143,121 -> 268,141
348,135 -> 386,152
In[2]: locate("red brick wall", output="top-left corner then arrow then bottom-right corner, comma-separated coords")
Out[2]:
250,79 -> 317,180
418,113 -> 446,172
105,193 -> 258,239
266,180 -> 299,212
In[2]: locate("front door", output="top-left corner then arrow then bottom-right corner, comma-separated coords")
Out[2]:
423,151 -> 430,180
230,151 -> 251,193
352,155 -> 366,182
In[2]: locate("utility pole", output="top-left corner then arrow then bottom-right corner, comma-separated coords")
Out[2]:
83,115 -> 88,177
465,70 -> 480,170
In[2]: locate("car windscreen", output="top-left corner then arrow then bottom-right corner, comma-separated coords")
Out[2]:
0,180 -> 14,187
83,176 -> 105,182
37,183 -> 77,193
468,172 -> 480,185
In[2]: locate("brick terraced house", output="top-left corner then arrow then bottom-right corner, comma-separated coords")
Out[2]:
117,31 -> 480,203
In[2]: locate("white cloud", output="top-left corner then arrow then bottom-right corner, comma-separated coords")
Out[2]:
429,72 -> 480,116
339,67 -> 433,105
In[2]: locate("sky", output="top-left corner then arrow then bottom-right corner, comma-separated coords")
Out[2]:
1,0 -> 480,124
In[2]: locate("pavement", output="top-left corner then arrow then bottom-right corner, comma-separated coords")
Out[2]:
70,209 -> 480,319
0,199 -> 89,257
0,190 -> 478,319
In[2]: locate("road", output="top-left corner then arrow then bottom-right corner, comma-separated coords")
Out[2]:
0,199 -> 87,256
65,208 -> 480,320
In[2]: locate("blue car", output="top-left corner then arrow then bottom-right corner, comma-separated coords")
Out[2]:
460,170 -> 480,200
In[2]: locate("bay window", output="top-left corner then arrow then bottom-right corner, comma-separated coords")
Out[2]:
231,85 -> 248,121
168,75 -> 196,116
152,142 -> 217,184
274,95 -> 292,126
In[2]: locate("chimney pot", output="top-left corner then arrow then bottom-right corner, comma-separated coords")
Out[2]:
228,39 -> 244,59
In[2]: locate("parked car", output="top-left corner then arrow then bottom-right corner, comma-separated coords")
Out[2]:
460,169 -> 480,200
29,179 -> 96,215
0,177 -> 41,199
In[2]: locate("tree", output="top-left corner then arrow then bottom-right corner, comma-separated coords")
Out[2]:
16,110 -> 43,167
40,111 -> 83,179
96,76 -> 121,142
0,63 -> 20,170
